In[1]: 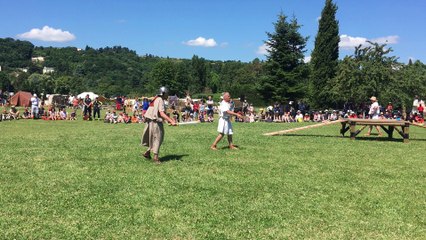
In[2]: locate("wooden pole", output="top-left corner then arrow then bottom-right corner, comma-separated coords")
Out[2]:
410,122 -> 426,129
263,119 -> 345,136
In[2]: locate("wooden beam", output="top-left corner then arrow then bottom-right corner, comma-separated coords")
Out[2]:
263,119 -> 345,136
411,122 -> 426,129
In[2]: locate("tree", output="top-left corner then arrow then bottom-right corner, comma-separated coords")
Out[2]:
331,42 -> 402,108
260,13 -> 309,102
191,55 -> 208,93
310,0 -> 339,108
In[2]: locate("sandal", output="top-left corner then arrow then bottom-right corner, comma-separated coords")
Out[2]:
153,159 -> 161,164
143,151 -> 151,159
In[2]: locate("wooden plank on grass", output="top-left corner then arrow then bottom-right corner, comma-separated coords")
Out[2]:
263,119 -> 345,136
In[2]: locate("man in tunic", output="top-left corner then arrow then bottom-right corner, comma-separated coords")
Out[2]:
211,92 -> 243,150
141,87 -> 177,164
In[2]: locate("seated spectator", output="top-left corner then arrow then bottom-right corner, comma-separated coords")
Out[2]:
414,113 -> 424,123
303,113 -> 310,122
70,110 -> 77,120
283,112 -> 291,123
295,110 -> 303,122
48,106 -> 56,120
59,108 -> 67,120
329,110 -> 338,121
349,111 -> 357,118
2,109 -> 11,121
313,112 -> 321,122
123,113 -> 131,123
22,107 -> 31,119
207,113 -> 214,122
131,113 -> 139,123
9,106 -> 20,119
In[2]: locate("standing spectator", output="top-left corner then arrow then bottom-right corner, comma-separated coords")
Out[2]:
365,96 -> 382,136
193,100 -> 199,121
242,99 -> 249,115
83,94 -> 92,119
72,97 -> 79,110
133,98 -> 140,115
418,103 -> 424,118
199,100 -> 206,121
206,95 -> 214,117
142,98 -> 149,116
30,93 -> 39,119
93,97 -> 102,120
116,96 -> 122,110
412,95 -> 419,114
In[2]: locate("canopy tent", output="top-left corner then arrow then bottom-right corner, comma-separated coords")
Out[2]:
77,92 -> 99,100
9,91 -> 33,107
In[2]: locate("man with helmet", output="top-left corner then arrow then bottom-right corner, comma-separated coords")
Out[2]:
141,86 -> 177,164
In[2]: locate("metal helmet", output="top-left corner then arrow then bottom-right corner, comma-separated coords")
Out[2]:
158,86 -> 168,96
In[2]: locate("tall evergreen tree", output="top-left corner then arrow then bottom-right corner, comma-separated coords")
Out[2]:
310,0 -> 339,107
260,13 -> 308,102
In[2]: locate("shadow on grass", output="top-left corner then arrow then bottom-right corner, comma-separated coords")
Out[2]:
275,133 -> 426,142
160,154 -> 189,162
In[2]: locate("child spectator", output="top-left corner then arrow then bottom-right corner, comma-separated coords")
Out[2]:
70,110 -> 77,120
59,108 -> 67,120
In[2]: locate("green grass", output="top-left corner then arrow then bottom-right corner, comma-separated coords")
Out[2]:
1,119 -> 425,239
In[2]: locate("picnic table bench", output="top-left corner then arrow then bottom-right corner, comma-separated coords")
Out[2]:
340,118 -> 410,143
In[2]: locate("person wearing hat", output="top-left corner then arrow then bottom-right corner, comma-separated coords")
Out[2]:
141,87 -> 177,164
366,96 -> 382,136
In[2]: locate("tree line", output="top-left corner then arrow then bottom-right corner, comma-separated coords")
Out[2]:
1,0 -> 425,110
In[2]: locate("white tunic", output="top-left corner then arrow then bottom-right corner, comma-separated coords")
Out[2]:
217,100 -> 233,135
369,101 -> 380,119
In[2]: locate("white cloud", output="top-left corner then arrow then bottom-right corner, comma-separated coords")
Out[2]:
256,43 -> 270,55
17,26 -> 76,42
304,56 -> 312,63
339,34 -> 399,50
184,37 -> 217,47
339,34 -> 368,49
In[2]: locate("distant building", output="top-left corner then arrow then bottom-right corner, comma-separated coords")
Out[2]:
31,56 -> 45,62
0,66 -> 2,72
17,68 -> 29,73
43,67 -> 55,74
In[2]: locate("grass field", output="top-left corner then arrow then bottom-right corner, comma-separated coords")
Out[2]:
0,119 -> 425,239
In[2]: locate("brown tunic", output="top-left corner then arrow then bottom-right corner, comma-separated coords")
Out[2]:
141,97 -> 165,154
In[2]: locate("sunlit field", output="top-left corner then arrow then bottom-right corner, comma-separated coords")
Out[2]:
1,119 -> 425,239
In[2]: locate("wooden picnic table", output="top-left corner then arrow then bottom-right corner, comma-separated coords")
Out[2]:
340,118 -> 410,143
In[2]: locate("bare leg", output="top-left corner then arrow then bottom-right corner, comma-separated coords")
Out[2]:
365,126 -> 372,136
228,135 -> 238,149
153,153 -> 160,164
376,126 -> 382,136
211,133 -> 224,150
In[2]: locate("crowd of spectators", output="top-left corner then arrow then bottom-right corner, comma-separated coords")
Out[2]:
1,92 -> 425,126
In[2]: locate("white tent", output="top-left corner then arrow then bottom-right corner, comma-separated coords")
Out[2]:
77,92 -> 99,99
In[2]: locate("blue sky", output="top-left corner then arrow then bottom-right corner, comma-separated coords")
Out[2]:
1,0 -> 425,63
